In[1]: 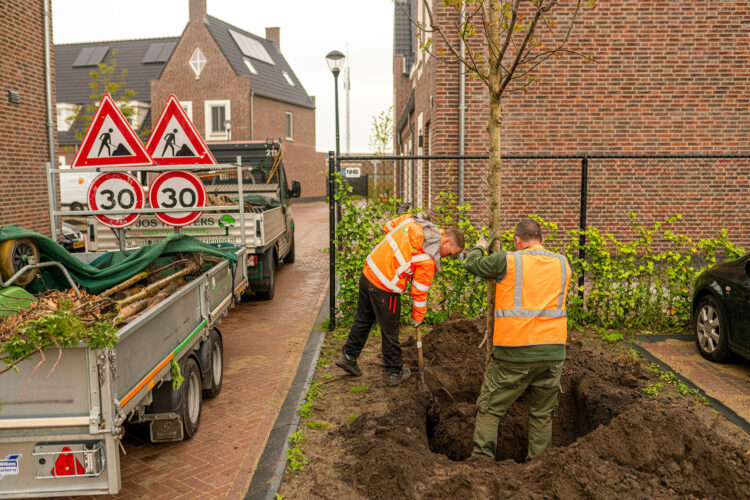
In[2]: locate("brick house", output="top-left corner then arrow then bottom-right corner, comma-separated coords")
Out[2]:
56,0 -> 325,199
393,1 -> 750,247
0,0 -> 56,235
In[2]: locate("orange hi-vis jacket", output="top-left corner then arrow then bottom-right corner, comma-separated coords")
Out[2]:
494,245 -> 572,347
363,214 -> 441,322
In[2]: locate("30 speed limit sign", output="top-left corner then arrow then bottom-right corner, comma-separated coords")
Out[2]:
148,170 -> 207,227
87,172 -> 145,228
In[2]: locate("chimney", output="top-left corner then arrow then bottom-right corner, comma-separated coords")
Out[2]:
189,0 -> 206,21
265,27 -> 280,50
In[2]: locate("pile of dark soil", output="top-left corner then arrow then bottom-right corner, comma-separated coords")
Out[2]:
280,319 -> 750,499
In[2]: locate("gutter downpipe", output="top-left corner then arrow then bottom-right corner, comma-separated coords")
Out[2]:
458,3 -> 466,207
250,91 -> 254,140
43,0 -> 58,240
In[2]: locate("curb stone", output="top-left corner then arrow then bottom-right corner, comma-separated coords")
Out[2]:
630,335 -> 750,435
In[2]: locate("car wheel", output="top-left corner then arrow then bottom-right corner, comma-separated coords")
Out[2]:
180,357 -> 202,439
694,295 -> 734,363
202,330 -> 223,399
70,202 -> 84,211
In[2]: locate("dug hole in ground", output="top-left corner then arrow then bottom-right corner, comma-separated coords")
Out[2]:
279,318 -> 750,499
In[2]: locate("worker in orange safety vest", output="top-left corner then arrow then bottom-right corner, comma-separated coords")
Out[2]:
465,218 -> 571,460
335,214 -> 465,386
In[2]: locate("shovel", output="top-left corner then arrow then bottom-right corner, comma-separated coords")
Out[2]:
415,326 -> 426,390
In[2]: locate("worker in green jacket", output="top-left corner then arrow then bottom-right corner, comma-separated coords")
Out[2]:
465,218 -> 571,461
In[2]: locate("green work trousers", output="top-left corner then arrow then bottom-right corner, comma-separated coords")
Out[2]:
472,358 -> 563,461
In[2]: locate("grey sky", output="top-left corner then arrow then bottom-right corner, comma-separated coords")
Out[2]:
52,0 -> 394,153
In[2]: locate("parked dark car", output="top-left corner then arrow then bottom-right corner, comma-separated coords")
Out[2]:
692,253 -> 750,362
59,221 -> 85,253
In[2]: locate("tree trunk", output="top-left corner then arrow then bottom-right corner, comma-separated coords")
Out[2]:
486,91 -> 503,354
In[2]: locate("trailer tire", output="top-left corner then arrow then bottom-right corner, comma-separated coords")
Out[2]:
181,357 -> 202,439
202,330 -> 223,399
0,238 -> 39,286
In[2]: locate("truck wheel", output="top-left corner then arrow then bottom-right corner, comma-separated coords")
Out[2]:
285,233 -> 296,264
0,238 -> 40,286
181,357 -> 202,439
256,262 -> 275,300
202,330 -> 223,399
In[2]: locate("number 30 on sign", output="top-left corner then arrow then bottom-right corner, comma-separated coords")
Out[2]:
87,172 -> 145,228
148,170 -> 207,227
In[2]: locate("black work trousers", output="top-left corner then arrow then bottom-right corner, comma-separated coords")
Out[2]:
343,274 -> 403,374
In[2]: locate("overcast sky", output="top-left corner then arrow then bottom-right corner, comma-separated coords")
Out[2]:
52,0 -> 394,153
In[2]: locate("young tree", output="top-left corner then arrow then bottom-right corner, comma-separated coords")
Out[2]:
402,0 -> 595,341
369,106 -> 394,155
70,50 -> 148,141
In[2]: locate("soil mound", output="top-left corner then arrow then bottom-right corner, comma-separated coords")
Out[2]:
334,319 -> 750,499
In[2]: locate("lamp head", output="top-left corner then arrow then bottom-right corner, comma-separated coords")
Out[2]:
326,50 -> 346,76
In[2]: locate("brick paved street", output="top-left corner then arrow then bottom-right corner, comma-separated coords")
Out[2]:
109,202 -> 329,499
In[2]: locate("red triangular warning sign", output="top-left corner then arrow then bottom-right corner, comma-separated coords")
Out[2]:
71,94 -> 153,168
146,95 -> 217,165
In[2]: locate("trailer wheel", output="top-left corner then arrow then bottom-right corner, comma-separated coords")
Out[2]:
202,330 -> 223,399
181,357 -> 202,439
0,238 -> 40,286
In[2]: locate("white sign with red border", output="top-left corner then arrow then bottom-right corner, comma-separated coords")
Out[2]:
146,94 -> 217,165
148,170 -> 207,227
87,172 -> 145,228
72,94 -> 153,168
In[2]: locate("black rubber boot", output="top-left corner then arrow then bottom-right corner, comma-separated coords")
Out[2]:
335,353 -> 362,377
387,366 -> 411,386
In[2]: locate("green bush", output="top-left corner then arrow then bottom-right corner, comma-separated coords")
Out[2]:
331,175 -> 744,332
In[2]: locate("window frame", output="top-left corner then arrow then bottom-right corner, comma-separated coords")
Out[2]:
204,99 -> 231,140
285,112 -> 293,140
189,47 -> 206,77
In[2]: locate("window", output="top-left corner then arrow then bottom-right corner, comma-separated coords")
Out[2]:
181,101 -> 193,121
56,103 -> 77,132
190,48 -> 206,77
285,112 -> 293,140
282,71 -> 295,86
126,100 -> 150,129
204,100 -> 231,140
243,58 -> 258,74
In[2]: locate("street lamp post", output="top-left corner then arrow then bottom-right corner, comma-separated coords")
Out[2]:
326,49 -> 345,331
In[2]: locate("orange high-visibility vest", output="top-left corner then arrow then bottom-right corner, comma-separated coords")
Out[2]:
363,214 -> 439,322
494,245 -> 571,347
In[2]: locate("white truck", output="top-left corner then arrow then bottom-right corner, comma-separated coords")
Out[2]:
0,163 -> 249,497
88,140 -> 300,300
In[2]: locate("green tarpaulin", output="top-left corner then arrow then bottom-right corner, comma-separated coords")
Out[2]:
0,225 -> 237,294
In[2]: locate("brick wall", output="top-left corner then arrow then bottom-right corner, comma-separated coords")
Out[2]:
253,96 -> 325,199
0,0 -> 55,236
394,1 -> 750,248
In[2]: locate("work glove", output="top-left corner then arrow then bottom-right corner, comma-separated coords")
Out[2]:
475,236 -> 491,252
411,319 -> 422,329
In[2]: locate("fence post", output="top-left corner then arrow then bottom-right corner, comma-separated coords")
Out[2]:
577,155 -> 588,300
328,151 -> 336,330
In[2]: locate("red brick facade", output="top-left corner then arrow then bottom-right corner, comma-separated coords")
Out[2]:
151,0 -> 325,199
394,1 -> 750,247
0,0 -> 55,235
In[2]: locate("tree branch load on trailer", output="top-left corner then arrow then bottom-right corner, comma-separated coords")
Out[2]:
0,94 -> 251,498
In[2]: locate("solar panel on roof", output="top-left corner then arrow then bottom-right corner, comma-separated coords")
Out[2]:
142,42 -> 176,63
73,46 -> 109,67
88,46 -> 109,66
72,47 -> 95,67
229,30 -> 274,65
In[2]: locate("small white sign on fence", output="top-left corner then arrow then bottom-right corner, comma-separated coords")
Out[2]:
344,167 -> 361,178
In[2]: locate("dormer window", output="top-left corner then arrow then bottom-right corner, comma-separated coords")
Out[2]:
190,48 -> 206,77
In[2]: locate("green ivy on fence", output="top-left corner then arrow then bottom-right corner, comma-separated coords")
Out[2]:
331,175 -> 745,332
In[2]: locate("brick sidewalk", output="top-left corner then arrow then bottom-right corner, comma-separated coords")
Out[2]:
109,202 -> 329,499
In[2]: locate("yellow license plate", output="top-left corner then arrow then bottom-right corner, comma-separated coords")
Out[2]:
73,241 -> 84,249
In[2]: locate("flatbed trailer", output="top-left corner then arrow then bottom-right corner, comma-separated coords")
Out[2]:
0,163 -> 249,497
